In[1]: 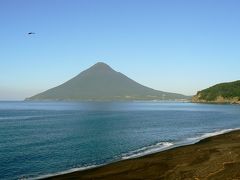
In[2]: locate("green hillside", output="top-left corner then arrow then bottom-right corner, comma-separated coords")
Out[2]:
26,62 -> 190,101
192,80 -> 240,104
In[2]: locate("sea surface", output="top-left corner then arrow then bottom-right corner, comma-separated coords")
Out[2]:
1,101 -> 240,180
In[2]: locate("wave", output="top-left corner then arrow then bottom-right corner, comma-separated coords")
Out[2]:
187,128 -> 240,142
27,128 -> 240,180
121,128 -> 240,160
30,142 -> 174,179
121,142 -> 174,160
29,165 -> 101,180
0,114 -> 66,121
0,116 -> 33,120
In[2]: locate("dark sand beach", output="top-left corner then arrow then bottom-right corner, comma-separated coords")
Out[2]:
46,130 -> 240,180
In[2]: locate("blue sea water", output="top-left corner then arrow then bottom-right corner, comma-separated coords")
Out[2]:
0,101 -> 240,180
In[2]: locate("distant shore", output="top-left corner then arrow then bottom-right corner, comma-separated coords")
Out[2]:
44,129 -> 240,180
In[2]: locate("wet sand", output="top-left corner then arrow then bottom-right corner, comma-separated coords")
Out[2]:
46,130 -> 240,180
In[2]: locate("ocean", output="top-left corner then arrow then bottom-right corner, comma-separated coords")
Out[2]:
0,101 -> 240,180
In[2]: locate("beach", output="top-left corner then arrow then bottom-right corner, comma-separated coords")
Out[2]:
45,130 -> 240,180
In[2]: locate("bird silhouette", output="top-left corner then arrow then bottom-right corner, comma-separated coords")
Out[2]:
28,32 -> 36,35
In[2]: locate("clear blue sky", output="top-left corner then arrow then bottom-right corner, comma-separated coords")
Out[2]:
0,0 -> 240,100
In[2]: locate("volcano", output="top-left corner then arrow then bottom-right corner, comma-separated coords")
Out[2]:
26,62 -> 189,101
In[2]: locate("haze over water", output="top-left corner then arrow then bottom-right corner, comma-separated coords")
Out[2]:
1,101 -> 240,179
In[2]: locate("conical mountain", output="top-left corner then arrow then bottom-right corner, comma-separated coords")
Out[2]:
26,62 -> 189,101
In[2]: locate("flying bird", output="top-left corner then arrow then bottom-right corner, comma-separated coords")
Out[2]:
28,32 -> 36,35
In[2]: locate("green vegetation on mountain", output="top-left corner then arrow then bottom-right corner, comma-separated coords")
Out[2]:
26,62 -> 189,101
192,80 -> 240,104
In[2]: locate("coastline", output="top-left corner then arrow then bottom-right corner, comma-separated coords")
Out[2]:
42,129 -> 240,180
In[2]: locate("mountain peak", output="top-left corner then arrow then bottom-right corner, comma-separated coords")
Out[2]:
89,62 -> 113,71
95,62 -> 109,66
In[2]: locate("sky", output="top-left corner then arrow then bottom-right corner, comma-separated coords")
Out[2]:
0,0 -> 240,100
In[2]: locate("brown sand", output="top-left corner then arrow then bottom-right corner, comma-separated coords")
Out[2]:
46,130 -> 240,180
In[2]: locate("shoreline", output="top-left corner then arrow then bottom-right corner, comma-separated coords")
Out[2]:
41,129 -> 240,180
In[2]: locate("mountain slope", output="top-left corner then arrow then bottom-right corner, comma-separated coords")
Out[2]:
192,80 -> 240,104
26,62 -> 189,101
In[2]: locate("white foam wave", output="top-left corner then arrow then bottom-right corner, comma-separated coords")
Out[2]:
187,128 -> 240,142
29,164 -> 100,180
121,142 -> 174,160
0,116 -> 32,120
0,114 -> 65,121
